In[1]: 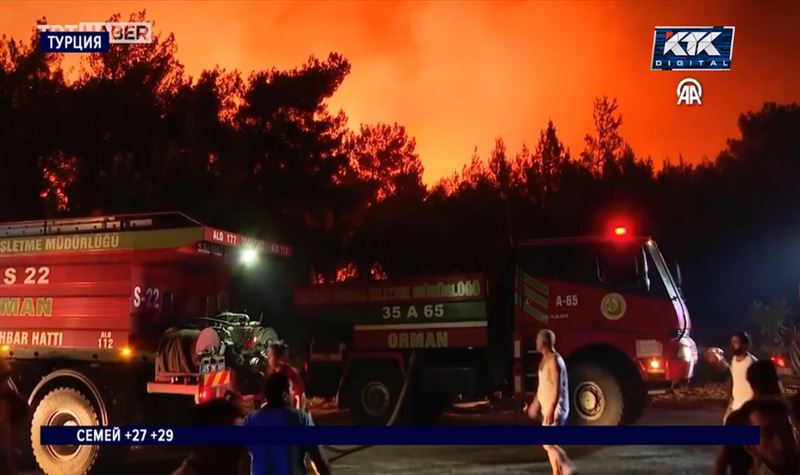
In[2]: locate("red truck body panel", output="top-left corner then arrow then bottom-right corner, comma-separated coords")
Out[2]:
513,273 -> 692,386
509,235 -> 696,393
295,273 -> 489,351
515,277 -> 677,359
0,214 -> 290,355
297,234 -> 697,399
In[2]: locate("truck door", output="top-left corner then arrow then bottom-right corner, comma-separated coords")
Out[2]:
514,243 -> 599,392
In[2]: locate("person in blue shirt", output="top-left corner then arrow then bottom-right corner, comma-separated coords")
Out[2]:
244,372 -> 331,475
172,398 -> 247,475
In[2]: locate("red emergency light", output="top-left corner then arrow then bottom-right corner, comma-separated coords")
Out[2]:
613,226 -> 627,236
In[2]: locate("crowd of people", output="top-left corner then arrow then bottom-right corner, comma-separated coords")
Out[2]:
715,331 -> 800,475
6,332 -> 800,474
519,328 -> 800,475
172,341 -> 331,475
166,329 -> 800,475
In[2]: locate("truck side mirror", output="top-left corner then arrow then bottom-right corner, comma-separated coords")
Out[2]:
673,262 -> 683,288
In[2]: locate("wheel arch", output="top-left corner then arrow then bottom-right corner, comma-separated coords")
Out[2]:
339,352 -> 405,402
566,343 -> 649,424
28,369 -> 109,426
565,343 -> 642,385
342,352 -> 406,377
339,354 -> 408,422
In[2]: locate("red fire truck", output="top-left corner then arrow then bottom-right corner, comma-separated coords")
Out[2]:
296,227 -> 698,426
0,213 -> 288,474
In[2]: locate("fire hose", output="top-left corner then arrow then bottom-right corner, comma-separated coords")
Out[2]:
160,331 -> 415,470
156,328 -> 199,374
322,351 -> 418,464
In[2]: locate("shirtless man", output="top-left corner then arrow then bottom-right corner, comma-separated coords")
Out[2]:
526,329 -> 575,475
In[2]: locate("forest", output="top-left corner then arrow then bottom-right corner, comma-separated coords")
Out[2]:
2,14 -> 800,345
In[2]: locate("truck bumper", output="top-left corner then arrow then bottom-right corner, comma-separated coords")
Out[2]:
640,336 -> 697,385
665,357 -> 695,381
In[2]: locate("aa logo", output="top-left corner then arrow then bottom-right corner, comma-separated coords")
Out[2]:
676,78 -> 702,106
600,293 -> 627,320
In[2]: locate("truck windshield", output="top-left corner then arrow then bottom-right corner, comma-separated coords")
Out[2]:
521,241 -> 672,300
596,243 -> 668,299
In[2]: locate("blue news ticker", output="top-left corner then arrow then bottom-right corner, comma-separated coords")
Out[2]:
41,426 -> 758,446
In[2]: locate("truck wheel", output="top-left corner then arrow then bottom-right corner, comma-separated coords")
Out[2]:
568,363 -> 624,426
347,364 -> 405,425
31,387 -> 101,475
622,383 -> 648,424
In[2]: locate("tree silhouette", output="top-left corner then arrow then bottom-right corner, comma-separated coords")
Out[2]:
510,143 -> 531,193
530,120 -> 568,205
459,146 -> 491,190
0,26 -> 67,219
581,96 -> 624,176
345,122 -> 424,203
227,52 -> 357,278
3,18 -> 800,344
489,137 -> 511,193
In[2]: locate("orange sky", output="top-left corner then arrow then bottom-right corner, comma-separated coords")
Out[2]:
2,1 -> 799,183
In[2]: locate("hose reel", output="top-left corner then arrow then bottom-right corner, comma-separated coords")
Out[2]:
155,313 -> 277,375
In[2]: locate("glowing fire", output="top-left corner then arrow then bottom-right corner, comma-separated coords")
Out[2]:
335,262 -> 359,282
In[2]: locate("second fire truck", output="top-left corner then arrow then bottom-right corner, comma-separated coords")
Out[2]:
297,227 -> 698,426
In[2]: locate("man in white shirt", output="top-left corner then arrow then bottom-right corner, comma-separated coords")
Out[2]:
526,329 -> 575,475
726,331 -> 757,423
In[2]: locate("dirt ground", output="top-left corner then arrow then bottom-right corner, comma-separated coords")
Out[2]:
21,385 -> 735,475
324,400 -> 724,475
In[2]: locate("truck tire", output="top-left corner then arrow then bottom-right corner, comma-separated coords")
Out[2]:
31,387 -> 102,475
568,363 -> 624,426
347,364 -> 405,425
622,383 -> 648,424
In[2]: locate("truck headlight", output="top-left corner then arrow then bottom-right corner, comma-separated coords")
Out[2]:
240,248 -> 258,265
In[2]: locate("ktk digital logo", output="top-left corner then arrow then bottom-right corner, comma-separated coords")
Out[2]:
651,26 -> 735,71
